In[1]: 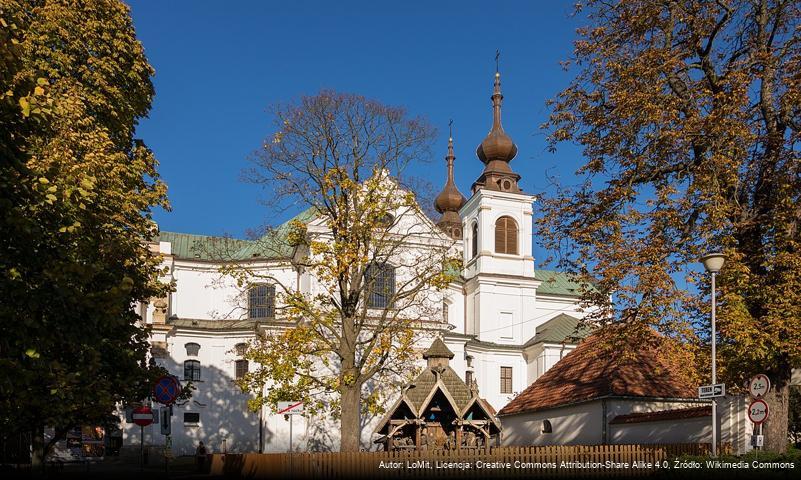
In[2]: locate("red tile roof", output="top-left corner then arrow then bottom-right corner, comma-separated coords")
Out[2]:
498,333 -> 696,416
609,406 -> 711,425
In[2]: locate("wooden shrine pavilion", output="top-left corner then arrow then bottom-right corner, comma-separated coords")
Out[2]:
374,338 -> 501,451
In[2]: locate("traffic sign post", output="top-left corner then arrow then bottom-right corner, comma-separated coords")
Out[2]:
749,374 -> 771,398
749,399 -> 769,424
748,374 -> 771,454
132,406 -> 153,471
698,383 -> 726,399
277,401 -> 304,463
153,375 -> 181,405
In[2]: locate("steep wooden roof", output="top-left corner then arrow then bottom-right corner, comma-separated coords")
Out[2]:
405,366 -> 471,412
498,333 -> 696,416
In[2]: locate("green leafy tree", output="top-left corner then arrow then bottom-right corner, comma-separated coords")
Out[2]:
230,91 -> 458,451
539,0 -> 800,452
0,0 -> 172,462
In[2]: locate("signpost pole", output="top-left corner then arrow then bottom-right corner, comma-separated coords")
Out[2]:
140,425 -> 144,472
711,271 -> 718,458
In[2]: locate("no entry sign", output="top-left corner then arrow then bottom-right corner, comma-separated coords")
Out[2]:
748,399 -> 769,424
132,406 -> 154,427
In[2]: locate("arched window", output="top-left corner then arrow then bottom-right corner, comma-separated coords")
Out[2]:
184,360 -> 201,381
234,342 -> 247,356
471,223 -> 478,259
185,342 -> 200,356
542,420 -> 553,434
248,284 -> 275,319
365,262 -> 395,309
494,216 -> 518,255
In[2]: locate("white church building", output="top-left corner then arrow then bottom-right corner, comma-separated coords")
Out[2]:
122,70 -> 592,455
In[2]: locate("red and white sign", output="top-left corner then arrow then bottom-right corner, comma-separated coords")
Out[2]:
748,399 -> 769,424
277,401 -> 304,415
132,406 -> 154,427
749,374 -> 771,398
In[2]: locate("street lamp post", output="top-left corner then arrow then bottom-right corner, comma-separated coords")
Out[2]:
701,252 -> 725,457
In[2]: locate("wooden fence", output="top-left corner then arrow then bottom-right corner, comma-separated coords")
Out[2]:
209,443 -> 729,478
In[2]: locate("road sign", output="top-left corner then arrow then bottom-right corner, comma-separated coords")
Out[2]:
749,374 -> 771,398
132,406 -> 153,427
160,407 -> 171,435
277,401 -> 304,415
748,399 -> 769,424
153,375 -> 181,405
698,383 -> 725,399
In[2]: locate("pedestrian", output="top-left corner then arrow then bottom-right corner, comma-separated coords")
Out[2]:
195,441 -> 207,472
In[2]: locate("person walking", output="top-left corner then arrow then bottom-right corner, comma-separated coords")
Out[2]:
195,441 -> 207,472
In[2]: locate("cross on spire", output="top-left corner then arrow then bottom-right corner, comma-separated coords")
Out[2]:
495,49 -> 500,73
448,118 -> 453,139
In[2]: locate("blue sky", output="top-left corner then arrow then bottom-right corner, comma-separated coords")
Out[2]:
127,0 -> 586,265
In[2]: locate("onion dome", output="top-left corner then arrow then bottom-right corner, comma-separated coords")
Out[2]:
434,136 -> 467,214
434,130 -> 467,239
476,72 -> 518,164
471,69 -> 522,194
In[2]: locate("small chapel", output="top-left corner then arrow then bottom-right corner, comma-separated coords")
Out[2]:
374,338 -> 501,451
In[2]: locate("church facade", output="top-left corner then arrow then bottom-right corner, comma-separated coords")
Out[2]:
121,70 -> 591,456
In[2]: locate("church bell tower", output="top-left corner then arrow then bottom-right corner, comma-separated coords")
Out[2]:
459,66 -> 538,344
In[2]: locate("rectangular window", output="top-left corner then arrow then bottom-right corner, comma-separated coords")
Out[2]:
184,412 -> 200,425
235,359 -> 249,379
465,370 -> 473,387
442,301 -> 449,322
184,360 -> 201,381
249,284 -> 275,319
500,366 -> 513,394
366,263 -> 395,309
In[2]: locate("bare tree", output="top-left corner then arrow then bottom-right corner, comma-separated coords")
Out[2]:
228,91 -> 459,451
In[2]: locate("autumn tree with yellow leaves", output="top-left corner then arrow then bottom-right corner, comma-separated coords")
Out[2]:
230,91 -> 459,452
539,0 -> 801,452
1,0 -> 172,463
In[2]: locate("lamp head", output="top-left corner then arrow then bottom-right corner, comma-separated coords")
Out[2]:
700,252 -> 726,274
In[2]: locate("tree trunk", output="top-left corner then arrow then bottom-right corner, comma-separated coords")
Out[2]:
339,383 -> 361,452
31,426 -> 44,471
762,368 -> 791,453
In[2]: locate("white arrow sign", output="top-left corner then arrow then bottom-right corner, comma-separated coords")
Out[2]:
698,383 -> 726,399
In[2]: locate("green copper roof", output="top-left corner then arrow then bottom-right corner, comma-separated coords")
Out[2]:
157,207 -> 319,261
534,269 -> 588,297
524,313 -> 589,347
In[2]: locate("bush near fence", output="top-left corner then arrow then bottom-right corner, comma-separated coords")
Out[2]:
209,443 -> 728,479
